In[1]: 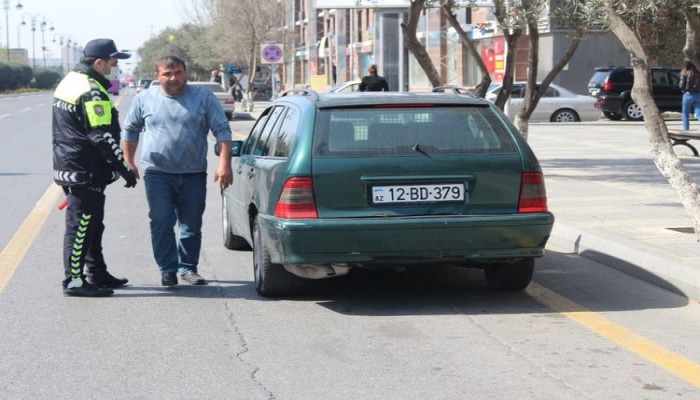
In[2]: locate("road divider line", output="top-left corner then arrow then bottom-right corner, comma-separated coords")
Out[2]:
0,184 -> 63,293
527,282 -> 700,388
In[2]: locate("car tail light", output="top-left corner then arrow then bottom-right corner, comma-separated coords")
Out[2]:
518,172 -> 548,213
602,81 -> 613,92
274,177 -> 319,218
225,99 -> 235,105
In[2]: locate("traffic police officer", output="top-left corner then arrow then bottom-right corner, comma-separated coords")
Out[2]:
53,38 -> 137,297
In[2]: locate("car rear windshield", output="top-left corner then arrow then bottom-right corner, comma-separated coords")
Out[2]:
589,71 -> 612,86
313,106 -> 517,157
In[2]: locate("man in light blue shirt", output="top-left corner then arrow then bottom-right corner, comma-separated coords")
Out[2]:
121,55 -> 232,287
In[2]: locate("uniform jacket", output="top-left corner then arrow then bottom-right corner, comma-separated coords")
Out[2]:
52,63 -> 130,187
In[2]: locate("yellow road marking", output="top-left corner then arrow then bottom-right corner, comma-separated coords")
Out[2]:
528,282 -> 700,388
0,185 -> 63,292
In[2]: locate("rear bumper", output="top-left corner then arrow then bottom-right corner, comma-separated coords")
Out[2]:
258,213 -> 555,265
595,96 -> 624,113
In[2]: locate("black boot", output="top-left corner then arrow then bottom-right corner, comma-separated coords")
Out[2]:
88,272 -> 129,289
63,278 -> 114,297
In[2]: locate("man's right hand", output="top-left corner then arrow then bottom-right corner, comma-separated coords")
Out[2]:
123,170 -> 138,188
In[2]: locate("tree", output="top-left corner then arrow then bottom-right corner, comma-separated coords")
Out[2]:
600,0 -> 700,237
401,0 -> 442,88
206,0 -> 286,110
513,0 -> 589,139
441,0 -> 493,97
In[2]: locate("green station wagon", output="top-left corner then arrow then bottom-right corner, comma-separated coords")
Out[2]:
220,89 -> 554,296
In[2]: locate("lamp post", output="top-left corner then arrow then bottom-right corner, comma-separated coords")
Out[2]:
20,13 -> 52,71
3,0 -> 23,61
53,34 -> 75,75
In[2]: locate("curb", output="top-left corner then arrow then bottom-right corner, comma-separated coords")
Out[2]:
548,221 -> 700,302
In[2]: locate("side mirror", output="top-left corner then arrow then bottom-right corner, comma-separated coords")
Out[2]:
214,140 -> 243,157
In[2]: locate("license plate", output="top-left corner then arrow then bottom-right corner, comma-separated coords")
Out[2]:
371,183 -> 466,204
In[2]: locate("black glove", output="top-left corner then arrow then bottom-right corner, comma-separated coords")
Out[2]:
122,170 -> 137,188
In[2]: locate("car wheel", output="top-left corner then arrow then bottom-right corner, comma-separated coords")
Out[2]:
550,109 -> 579,122
253,217 -> 297,297
603,111 -> 623,121
484,259 -> 534,291
622,100 -> 644,121
222,195 -> 249,250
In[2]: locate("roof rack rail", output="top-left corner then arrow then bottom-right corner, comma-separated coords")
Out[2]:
280,88 -> 320,102
432,85 -> 477,98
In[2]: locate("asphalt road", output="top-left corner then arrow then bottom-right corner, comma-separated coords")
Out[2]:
0,91 -> 699,399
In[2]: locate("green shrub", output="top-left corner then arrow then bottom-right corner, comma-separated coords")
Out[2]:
34,68 -> 61,90
0,63 -> 32,91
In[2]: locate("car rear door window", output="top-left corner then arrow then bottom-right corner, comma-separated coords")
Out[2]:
313,106 -> 515,157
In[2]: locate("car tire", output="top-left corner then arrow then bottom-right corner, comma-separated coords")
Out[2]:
603,111 -> 623,121
550,109 -> 579,122
484,258 -> 534,291
622,100 -> 644,121
222,195 -> 249,250
253,218 -> 297,297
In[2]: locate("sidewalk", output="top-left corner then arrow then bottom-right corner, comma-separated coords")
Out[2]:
527,118 -> 700,301
234,104 -> 700,301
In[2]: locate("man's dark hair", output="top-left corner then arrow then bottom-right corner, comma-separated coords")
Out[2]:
155,55 -> 187,73
79,55 -> 105,66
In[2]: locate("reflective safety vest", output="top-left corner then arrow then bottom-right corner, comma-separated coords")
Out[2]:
52,68 -> 127,187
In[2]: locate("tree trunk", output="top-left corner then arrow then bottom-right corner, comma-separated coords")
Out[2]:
401,0 -> 442,88
442,5 -> 491,97
683,7 -> 700,66
514,14 -> 584,140
492,0 -> 521,110
605,1 -> 700,239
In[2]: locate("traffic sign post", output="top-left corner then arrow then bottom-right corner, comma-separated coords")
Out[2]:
260,43 -> 283,98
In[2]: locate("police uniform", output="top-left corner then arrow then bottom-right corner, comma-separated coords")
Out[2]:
52,39 -> 136,296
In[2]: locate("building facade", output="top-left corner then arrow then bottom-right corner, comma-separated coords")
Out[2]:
281,0 -> 630,95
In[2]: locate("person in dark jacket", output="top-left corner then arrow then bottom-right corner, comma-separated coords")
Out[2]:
680,60 -> 700,131
53,38 -> 138,297
359,64 -> 389,92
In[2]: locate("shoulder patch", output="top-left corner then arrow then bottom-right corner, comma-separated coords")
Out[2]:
93,104 -> 105,116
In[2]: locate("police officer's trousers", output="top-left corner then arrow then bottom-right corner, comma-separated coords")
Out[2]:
62,186 -> 108,285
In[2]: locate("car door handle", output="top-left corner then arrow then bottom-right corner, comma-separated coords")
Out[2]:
247,167 -> 254,179
235,165 -> 243,174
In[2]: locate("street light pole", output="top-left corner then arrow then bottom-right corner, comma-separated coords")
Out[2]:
39,17 -> 52,67
3,0 -> 23,61
21,13 -> 51,72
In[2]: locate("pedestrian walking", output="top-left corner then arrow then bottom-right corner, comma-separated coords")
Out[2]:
359,64 -> 389,92
680,60 -> 700,131
121,55 -> 233,287
210,69 -> 222,84
53,38 -> 138,297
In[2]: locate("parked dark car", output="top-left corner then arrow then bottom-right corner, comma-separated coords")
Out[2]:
588,66 -> 682,121
218,89 -> 554,297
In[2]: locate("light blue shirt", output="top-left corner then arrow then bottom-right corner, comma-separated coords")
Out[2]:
122,84 -> 232,174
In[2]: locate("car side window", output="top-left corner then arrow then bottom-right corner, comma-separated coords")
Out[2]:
511,85 -> 524,98
254,106 -> 286,156
273,106 -> 301,158
543,87 -> 558,97
242,114 -> 269,155
652,70 -> 668,85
